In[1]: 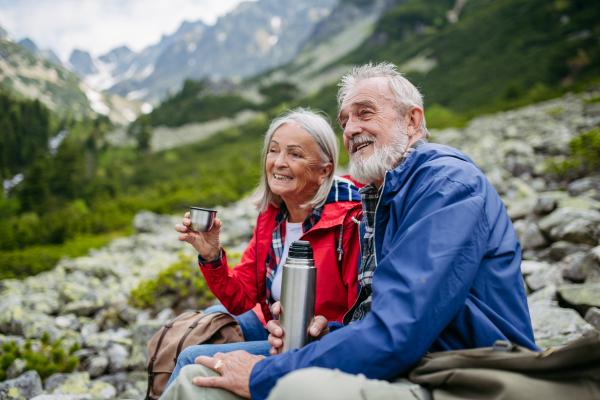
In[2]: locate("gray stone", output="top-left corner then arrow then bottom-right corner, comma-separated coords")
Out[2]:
45,373 -> 70,392
0,370 -> 43,400
0,306 -> 33,336
584,307 -> 600,330
63,301 -> 101,317
30,395 -> 88,400
5,358 -> 27,380
538,208 -> 600,245
95,372 -> 128,394
534,196 -> 557,215
527,285 -> 558,305
125,320 -> 163,371
155,308 -> 175,324
525,264 -> 564,291
562,249 -> 600,282
55,314 -> 80,331
529,301 -> 595,348
513,220 -> 547,250
51,372 -> 91,396
107,343 -> 128,373
549,241 -> 593,261
521,260 -> 550,276
132,211 -> 176,234
80,322 -> 99,338
84,356 -> 109,378
567,177 -> 600,201
506,198 -> 537,221
558,283 -> 600,314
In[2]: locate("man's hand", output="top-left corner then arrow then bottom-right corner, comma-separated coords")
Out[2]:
267,301 -> 330,355
192,351 -> 265,399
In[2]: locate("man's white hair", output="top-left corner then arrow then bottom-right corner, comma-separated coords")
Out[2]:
250,107 -> 338,213
337,62 -> 430,140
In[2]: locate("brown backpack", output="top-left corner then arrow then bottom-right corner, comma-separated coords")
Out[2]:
409,330 -> 600,400
145,311 -> 244,399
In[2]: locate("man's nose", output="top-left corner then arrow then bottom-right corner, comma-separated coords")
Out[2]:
343,115 -> 362,140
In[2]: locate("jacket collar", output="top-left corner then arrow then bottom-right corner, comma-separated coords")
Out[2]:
380,143 -> 478,207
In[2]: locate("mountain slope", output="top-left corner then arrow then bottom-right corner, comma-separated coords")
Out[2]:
73,0 -> 338,104
0,35 -> 145,124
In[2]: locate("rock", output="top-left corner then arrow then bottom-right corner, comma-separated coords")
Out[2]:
525,264 -> 564,291
155,308 -> 175,324
506,198 -> 537,221
31,395 -> 87,400
6,358 -> 27,380
0,370 -> 43,400
84,356 -> 109,378
567,177 -> 600,201
534,196 -> 557,215
529,300 -> 595,348
562,248 -> 600,282
107,343 -> 128,374
521,260 -> 550,276
527,285 -> 558,305
88,381 -> 116,400
63,301 -> 101,317
538,208 -> 600,245
132,211 -> 177,234
584,307 -> 600,331
513,220 -> 547,250
0,306 -> 33,336
45,373 -> 70,392
71,349 -> 95,363
55,314 -> 80,331
51,372 -> 90,396
95,372 -> 128,394
125,320 -> 163,371
549,241 -> 593,261
558,283 -> 600,314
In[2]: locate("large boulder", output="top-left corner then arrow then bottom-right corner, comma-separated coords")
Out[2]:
549,241 -> 593,261
538,207 -> 600,245
525,263 -> 563,291
558,283 -> 600,315
48,372 -> 117,400
585,307 -> 600,330
562,247 -> 600,282
567,177 -> 600,201
528,299 -> 595,348
513,220 -> 547,250
0,370 -> 43,400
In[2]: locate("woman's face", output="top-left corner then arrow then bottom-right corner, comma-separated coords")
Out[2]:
266,123 -> 332,204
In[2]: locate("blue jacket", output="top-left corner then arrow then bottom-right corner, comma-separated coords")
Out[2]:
250,144 -> 537,400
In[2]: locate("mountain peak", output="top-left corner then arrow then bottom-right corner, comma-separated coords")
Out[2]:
69,49 -> 98,76
18,38 -> 38,53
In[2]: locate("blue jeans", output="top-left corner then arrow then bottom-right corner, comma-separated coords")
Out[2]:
163,305 -> 272,392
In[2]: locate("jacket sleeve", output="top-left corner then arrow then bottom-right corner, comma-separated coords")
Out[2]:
199,225 -> 262,316
249,174 -> 490,400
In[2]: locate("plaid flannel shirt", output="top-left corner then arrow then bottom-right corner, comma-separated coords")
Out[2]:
350,138 -> 428,323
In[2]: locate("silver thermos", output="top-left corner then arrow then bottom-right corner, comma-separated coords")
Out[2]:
279,240 -> 317,353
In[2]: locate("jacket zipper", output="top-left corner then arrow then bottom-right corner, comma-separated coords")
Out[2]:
373,177 -> 386,267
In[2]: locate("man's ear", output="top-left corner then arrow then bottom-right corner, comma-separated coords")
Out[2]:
405,107 -> 424,138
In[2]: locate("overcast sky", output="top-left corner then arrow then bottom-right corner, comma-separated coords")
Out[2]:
0,0 -> 253,61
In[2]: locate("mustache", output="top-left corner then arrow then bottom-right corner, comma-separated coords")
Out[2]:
349,135 -> 376,155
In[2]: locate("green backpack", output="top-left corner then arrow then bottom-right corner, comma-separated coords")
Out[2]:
409,331 -> 600,400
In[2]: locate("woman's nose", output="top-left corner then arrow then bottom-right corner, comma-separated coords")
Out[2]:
274,152 -> 287,168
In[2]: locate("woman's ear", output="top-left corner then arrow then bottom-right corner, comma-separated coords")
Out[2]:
319,163 -> 334,185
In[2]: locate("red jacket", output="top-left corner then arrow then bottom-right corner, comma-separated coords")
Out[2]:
199,201 -> 362,324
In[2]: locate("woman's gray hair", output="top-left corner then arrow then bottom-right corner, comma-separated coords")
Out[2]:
250,108 -> 338,213
337,62 -> 430,140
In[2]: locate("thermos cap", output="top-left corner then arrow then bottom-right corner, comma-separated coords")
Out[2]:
288,240 -> 313,259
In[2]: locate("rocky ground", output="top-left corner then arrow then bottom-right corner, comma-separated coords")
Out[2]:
1,88 -> 600,399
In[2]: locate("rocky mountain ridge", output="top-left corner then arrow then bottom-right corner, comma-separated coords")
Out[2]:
70,0 -> 339,105
1,89 -> 600,399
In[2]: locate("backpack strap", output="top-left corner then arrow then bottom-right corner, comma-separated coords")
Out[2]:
174,311 -> 222,363
146,311 -> 200,400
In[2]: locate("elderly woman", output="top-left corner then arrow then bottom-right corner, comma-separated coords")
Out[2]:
167,108 -> 362,390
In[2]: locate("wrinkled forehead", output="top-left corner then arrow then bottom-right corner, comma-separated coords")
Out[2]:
338,77 -> 394,120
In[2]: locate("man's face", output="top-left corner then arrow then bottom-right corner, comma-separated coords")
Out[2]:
338,77 -> 403,161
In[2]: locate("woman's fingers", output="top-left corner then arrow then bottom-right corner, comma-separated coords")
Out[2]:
270,302 -> 282,317
174,224 -> 188,233
309,316 -> 329,338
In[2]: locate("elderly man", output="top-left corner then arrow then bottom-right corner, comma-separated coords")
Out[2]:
161,62 -> 537,400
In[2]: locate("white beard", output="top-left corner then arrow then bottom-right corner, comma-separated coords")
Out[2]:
349,124 -> 409,184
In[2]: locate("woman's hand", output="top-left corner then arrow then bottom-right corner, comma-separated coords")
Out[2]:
175,212 -> 222,261
267,301 -> 330,355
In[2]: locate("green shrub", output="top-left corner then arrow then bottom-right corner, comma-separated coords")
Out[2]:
0,337 -> 79,382
129,254 -> 216,310
545,129 -> 600,179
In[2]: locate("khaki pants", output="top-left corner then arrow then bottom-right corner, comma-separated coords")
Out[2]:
161,365 -> 431,400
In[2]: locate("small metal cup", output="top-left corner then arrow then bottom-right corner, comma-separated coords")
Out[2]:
189,207 -> 217,232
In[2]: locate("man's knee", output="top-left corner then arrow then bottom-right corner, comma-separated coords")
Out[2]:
180,364 -> 218,380
268,368 -> 338,400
